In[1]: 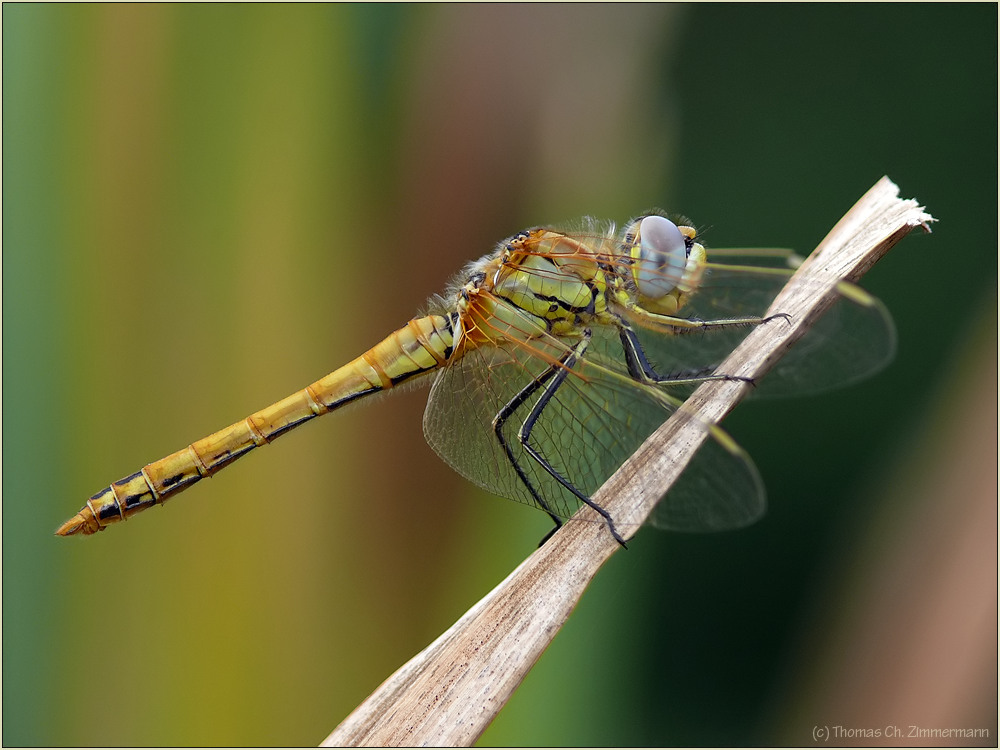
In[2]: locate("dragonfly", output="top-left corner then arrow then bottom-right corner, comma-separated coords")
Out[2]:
56,213 -> 893,545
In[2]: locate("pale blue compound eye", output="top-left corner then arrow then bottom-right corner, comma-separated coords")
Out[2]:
635,215 -> 686,299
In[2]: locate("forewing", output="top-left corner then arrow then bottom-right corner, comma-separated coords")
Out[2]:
631,255 -> 896,398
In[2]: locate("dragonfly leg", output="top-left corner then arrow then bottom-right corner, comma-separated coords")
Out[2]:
618,325 -> 757,387
628,303 -> 792,335
512,333 -> 628,548
492,366 -> 566,543
673,311 -> 791,333
492,334 -> 627,548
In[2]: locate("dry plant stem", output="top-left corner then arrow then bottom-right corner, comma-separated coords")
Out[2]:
321,177 -> 933,748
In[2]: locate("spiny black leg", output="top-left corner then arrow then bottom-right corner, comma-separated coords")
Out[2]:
515,333 -> 627,548
764,312 -> 793,326
618,325 -> 756,387
492,363 -> 566,542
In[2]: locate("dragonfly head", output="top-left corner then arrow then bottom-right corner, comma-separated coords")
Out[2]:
625,215 -> 707,316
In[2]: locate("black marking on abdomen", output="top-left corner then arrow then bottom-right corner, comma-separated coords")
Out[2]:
96,494 -> 123,522
389,364 -> 437,387
207,443 -> 256,471
123,490 -> 157,512
161,472 -> 200,491
267,411 -> 320,441
323,385 -> 382,411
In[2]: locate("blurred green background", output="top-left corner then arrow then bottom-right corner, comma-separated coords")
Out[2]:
4,4 -> 996,746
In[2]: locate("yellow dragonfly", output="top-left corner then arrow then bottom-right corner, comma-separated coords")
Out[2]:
57,213 -> 893,545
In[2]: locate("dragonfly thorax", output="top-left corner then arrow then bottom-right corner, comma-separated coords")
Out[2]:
450,228 -> 617,350
496,230 -> 614,334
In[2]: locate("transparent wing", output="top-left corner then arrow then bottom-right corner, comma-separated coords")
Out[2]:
422,319 -> 765,532
630,251 -> 896,397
